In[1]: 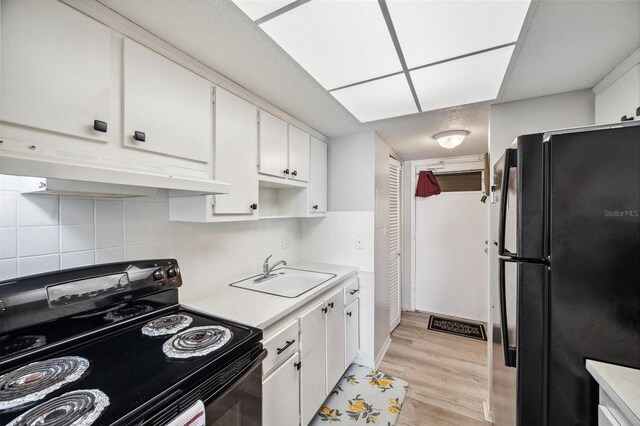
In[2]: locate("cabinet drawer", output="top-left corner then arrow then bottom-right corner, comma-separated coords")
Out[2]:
598,405 -> 622,426
262,320 -> 298,377
344,278 -> 359,306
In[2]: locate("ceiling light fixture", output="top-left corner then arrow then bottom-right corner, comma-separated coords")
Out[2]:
434,130 -> 468,150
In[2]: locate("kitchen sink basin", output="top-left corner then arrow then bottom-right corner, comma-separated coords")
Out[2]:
230,268 -> 336,298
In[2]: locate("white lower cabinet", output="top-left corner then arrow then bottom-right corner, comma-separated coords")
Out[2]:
325,288 -> 346,394
262,352 -> 301,426
261,277 -> 360,426
345,299 -> 360,368
299,300 -> 328,426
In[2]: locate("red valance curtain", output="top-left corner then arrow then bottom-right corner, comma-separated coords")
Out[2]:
415,171 -> 441,197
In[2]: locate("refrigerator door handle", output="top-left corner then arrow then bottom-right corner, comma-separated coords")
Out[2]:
498,148 -> 518,257
499,257 -> 518,368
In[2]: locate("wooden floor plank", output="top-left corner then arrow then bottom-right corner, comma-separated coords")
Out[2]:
380,311 -> 490,425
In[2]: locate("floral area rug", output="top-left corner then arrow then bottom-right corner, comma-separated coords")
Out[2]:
310,363 -> 409,425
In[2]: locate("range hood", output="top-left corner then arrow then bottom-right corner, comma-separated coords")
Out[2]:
0,150 -> 230,197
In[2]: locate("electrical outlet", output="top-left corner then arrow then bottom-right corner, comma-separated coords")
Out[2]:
355,234 -> 364,249
282,236 -> 290,249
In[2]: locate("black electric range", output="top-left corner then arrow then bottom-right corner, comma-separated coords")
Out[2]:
0,259 -> 264,426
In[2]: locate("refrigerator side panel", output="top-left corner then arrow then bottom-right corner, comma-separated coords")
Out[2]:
548,125 -> 640,426
517,134 -> 545,260
517,262 -> 547,426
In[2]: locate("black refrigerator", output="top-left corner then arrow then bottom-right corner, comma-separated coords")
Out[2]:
490,121 -> 640,425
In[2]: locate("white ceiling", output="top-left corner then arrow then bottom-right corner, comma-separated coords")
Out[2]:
97,0 -> 640,160
235,0 -> 528,122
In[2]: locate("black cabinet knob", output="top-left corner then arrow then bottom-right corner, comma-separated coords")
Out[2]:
328,302 -> 334,309
321,307 -> 328,314
134,131 -> 146,142
291,170 -> 298,176
347,311 -> 352,317
250,203 -> 258,210
283,169 -> 290,175
312,205 -> 318,210
93,120 -> 108,133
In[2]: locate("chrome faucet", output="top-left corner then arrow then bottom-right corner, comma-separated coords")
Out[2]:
256,255 -> 286,283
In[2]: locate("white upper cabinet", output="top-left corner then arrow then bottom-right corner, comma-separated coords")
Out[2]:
213,87 -> 259,215
1,0 -> 113,142
122,39 -> 213,163
288,126 -> 310,182
259,110 -> 289,178
309,137 -> 328,213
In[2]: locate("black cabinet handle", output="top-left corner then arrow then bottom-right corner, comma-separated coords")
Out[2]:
321,307 -> 328,314
291,170 -> 298,176
621,115 -> 634,122
349,289 -> 359,295
312,205 -> 318,210
294,361 -> 301,371
276,339 -> 295,355
328,302 -> 334,309
93,120 -> 108,133
283,169 -> 290,175
134,131 -> 146,142
250,203 -> 258,210
347,311 -> 352,317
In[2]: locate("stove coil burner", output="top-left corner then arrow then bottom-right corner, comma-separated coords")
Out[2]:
163,326 -> 233,359
103,303 -> 153,322
0,357 -> 90,411
141,314 -> 193,336
6,389 -> 109,426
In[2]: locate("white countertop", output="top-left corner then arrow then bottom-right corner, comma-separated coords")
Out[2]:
586,359 -> 640,423
180,261 -> 358,330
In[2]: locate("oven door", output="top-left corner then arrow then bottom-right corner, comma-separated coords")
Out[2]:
204,350 -> 266,426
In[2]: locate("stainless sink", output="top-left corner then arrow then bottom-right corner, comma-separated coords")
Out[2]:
230,268 -> 336,298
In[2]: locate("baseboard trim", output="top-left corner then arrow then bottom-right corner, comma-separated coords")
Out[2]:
374,335 -> 392,369
483,400 -> 493,423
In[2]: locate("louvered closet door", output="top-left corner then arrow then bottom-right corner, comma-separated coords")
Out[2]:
389,157 -> 402,332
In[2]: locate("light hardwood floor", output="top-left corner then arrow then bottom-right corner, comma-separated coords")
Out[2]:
379,311 -> 490,426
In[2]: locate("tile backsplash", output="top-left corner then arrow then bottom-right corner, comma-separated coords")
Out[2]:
0,175 -> 301,293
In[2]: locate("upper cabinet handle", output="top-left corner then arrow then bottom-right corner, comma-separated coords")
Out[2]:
93,120 -> 108,133
291,170 -> 298,176
134,131 -> 146,142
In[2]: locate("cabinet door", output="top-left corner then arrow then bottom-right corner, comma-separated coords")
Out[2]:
345,299 -> 360,368
309,137 -> 328,213
263,352 -> 300,426
325,288 -> 346,394
213,87 -> 258,215
1,0 -> 112,142
299,300 -> 328,426
258,110 -> 288,178
288,126 -> 310,182
123,39 -> 212,163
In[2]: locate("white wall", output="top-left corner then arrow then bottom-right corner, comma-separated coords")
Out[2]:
0,174 -> 302,294
327,132 -> 375,212
486,89 -> 595,413
594,48 -> 640,124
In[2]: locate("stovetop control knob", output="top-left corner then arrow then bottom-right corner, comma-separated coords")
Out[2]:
152,268 -> 165,281
166,266 -> 178,279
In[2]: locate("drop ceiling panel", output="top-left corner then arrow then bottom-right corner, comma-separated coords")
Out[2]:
411,45 -> 514,112
387,0 -> 529,69
233,0 -> 295,21
260,0 -> 402,89
331,74 -> 418,123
